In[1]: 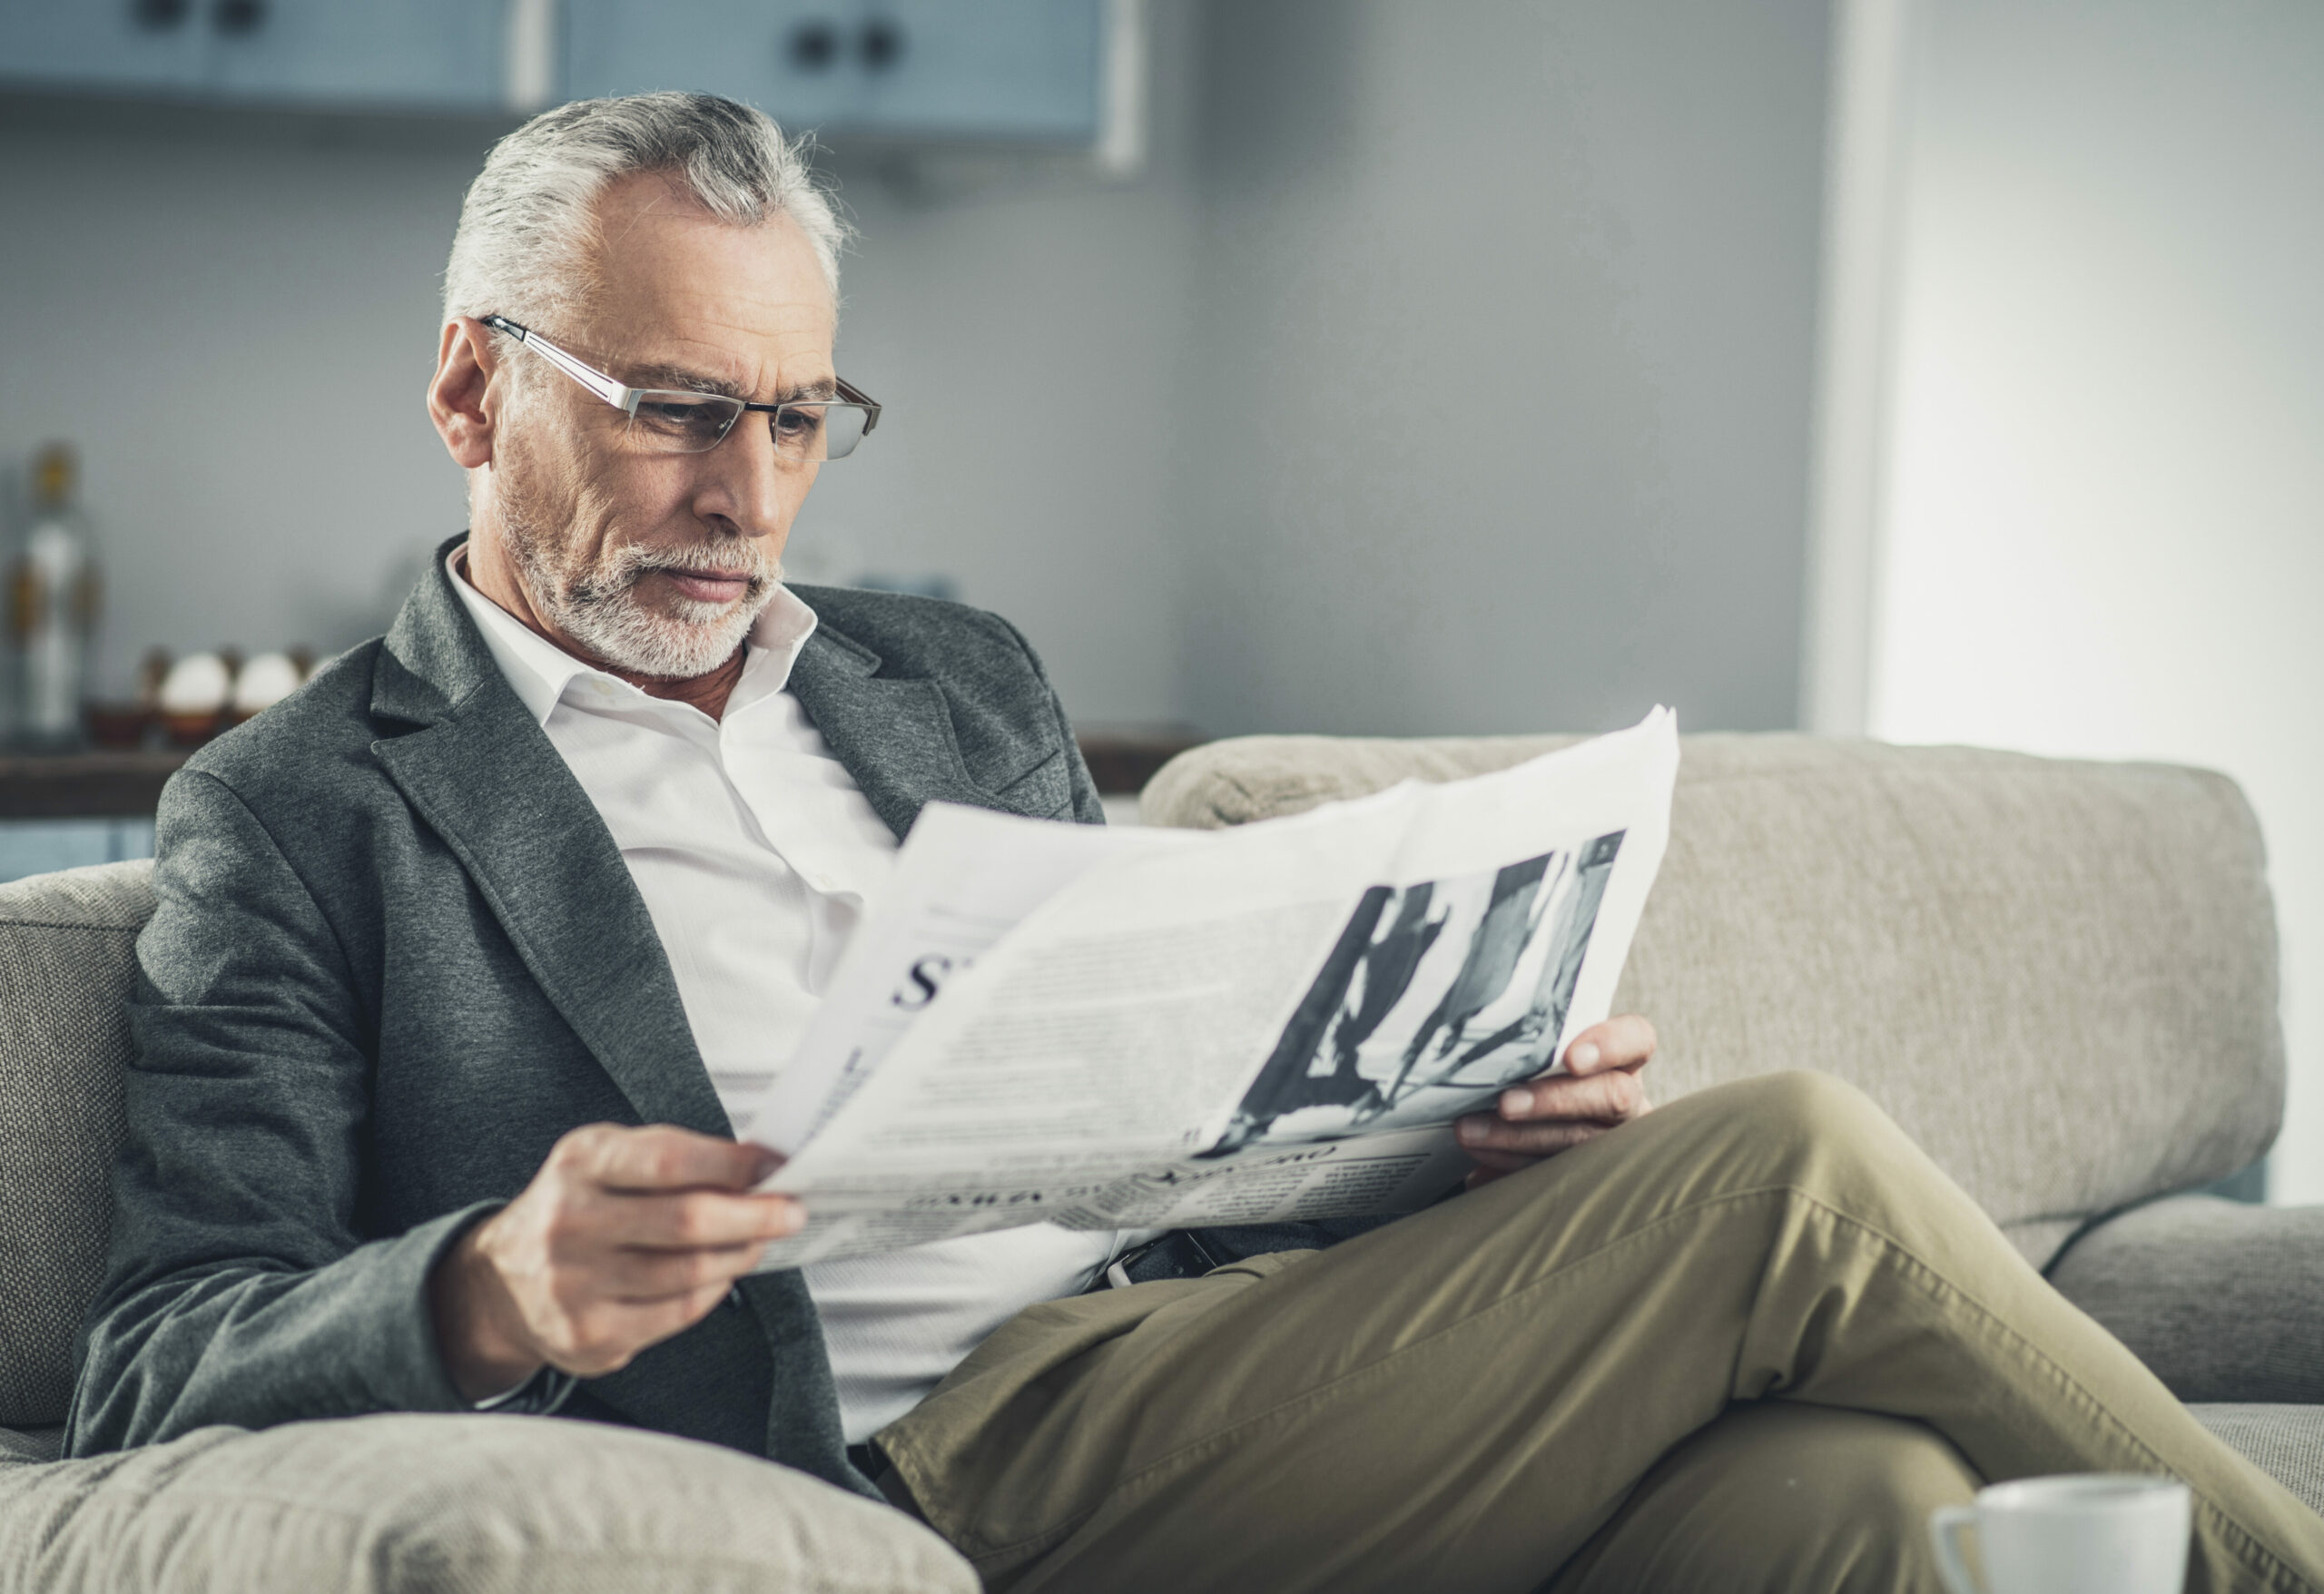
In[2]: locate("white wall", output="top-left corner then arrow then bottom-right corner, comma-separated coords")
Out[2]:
1181,0 -> 1830,737
1870,0 -> 2324,1200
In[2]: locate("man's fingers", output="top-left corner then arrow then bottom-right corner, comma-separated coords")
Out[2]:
1456,1116 -> 1611,1157
595,1188 -> 803,1252
601,1240 -> 769,1302
562,1123 -> 783,1193
1496,1067 -> 1645,1124
1559,1013 -> 1658,1077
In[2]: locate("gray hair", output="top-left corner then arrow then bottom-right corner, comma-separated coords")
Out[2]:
442,92 -> 848,335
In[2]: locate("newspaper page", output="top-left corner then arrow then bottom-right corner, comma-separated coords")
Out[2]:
735,709 -> 1679,1268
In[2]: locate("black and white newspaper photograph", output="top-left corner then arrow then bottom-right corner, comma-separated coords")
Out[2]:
1206,830 -> 1626,1155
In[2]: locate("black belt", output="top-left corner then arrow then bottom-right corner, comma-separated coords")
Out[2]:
1090,1230 -> 1226,1291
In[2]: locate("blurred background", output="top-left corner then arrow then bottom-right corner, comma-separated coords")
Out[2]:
0,0 -> 2317,1199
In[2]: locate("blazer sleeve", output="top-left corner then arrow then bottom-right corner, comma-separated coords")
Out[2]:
65,769 -> 489,1455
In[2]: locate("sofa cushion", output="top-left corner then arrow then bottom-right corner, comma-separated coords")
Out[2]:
0,862 -> 153,1432
2191,1405 -> 2324,1517
2049,1196 -> 2324,1404
1145,733 -> 2284,1267
0,1413 -> 976,1594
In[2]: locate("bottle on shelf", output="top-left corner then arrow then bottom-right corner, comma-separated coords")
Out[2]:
5,444 -> 103,751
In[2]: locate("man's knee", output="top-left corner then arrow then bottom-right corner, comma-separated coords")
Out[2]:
1696,1069 -> 1920,1178
1718,1068 -> 1891,1136
1614,1070 -> 1958,1236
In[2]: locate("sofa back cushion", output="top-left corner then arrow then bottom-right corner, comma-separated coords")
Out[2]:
0,861 -> 153,1430
1143,733 -> 2283,1265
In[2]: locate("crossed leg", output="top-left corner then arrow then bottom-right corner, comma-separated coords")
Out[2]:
876,1072 -> 2324,1594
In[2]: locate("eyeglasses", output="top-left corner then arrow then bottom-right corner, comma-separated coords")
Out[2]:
479,314 -> 881,462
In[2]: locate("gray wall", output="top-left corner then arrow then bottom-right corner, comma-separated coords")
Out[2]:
1,0 -> 1827,737
0,4 -> 1209,727
1182,0 -> 1830,737
795,3 -> 1206,728
0,111 -> 477,694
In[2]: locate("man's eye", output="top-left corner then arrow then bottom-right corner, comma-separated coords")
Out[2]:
636,397 -> 731,433
774,406 -> 827,438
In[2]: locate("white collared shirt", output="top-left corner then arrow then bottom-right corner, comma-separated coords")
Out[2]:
447,549 -> 1117,1441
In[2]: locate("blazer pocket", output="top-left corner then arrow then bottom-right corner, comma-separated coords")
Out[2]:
991,745 -> 1073,816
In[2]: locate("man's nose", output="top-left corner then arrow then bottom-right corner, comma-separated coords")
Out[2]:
694,418 -> 800,537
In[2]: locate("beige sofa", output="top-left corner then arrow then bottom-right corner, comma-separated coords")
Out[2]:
2,733 -> 2319,1590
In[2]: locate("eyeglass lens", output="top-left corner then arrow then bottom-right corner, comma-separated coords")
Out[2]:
626,392 -> 872,460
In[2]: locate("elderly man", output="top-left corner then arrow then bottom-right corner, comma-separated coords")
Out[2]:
68,93 -> 2324,1594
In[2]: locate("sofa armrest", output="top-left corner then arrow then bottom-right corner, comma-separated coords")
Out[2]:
2046,1195 -> 2324,1402
0,1426 -> 61,1467
0,1415 -> 977,1593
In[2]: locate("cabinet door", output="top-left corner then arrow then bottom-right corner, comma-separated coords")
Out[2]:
203,0 -> 505,110
564,0 -> 865,133
0,0 -> 207,93
857,0 -> 1101,142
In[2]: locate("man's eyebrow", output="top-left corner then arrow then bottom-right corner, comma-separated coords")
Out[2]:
624,363 -> 839,404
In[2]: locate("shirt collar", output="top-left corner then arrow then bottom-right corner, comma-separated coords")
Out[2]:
445,544 -> 819,728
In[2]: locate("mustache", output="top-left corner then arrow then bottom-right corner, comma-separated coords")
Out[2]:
585,538 -> 780,599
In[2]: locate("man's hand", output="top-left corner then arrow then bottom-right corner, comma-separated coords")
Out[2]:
1453,1014 -> 1657,1188
428,1124 -> 803,1402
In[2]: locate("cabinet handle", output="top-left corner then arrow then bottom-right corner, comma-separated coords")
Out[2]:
859,18 -> 904,71
786,19 -> 839,73
212,0 -> 267,36
131,0 -> 191,30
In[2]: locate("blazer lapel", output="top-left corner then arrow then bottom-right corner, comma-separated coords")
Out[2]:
785,627 -> 997,842
368,543 -> 730,1138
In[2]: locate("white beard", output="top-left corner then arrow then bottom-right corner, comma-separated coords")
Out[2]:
499,495 -> 779,680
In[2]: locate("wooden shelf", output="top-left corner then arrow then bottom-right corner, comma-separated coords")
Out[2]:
1076,729 -> 1206,796
0,730 -> 1206,818
0,751 -> 192,820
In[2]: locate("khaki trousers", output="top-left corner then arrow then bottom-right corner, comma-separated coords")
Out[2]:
876,1073 -> 2324,1594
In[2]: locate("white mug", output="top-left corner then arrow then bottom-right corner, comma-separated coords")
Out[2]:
1931,1474 -> 2191,1594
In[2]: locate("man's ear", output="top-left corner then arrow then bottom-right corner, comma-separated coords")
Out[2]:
428,317 -> 500,470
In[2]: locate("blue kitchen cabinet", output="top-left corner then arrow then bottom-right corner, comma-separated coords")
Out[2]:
205,0 -> 506,112
861,0 -> 1100,142
565,0 -> 1105,142
566,0 -> 869,131
0,0 -> 209,95
2,0 -> 1111,139
0,0 -> 504,112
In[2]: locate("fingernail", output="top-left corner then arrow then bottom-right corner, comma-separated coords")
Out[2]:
1502,1088 -> 1533,1116
1457,1118 -> 1483,1145
1569,1043 -> 1600,1070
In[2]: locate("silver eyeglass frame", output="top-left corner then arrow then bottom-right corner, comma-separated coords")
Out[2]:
478,313 -> 881,458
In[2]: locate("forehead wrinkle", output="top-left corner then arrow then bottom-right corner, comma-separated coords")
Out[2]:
621,359 -> 838,404
622,360 -> 752,400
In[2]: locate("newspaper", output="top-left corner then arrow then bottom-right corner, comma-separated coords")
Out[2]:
730,708 -> 1680,1268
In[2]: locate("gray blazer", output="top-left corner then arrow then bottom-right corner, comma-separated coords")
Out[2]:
64,539 -> 1101,1492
